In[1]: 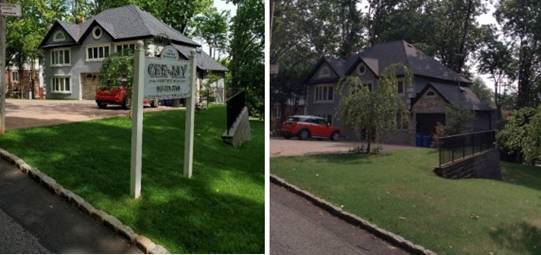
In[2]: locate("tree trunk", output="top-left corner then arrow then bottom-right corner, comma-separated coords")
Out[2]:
517,40 -> 532,107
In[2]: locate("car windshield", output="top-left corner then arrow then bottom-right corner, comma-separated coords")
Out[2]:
287,117 -> 302,122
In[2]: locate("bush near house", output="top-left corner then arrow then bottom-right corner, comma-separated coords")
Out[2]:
0,106 -> 264,253
272,149 -> 541,255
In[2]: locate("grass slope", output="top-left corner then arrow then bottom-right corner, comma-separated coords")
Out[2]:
0,106 -> 264,253
271,149 -> 541,255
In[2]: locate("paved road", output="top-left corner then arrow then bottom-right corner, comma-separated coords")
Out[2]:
270,183 -> 408,255
271,137 -> 414,157
0,158 -> 141,253
6,99 -> 177,130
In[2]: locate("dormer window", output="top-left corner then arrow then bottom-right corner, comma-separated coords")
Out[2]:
426,90 -> 436,97
92,27 -> 102,39
53,31 -> 66,42
318,66 -> 331,78
357,63 -> 366,75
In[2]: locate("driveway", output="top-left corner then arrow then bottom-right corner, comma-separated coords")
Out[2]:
271,183 -> 407,255
5,99 -> 177,130
270,137 -> 414,157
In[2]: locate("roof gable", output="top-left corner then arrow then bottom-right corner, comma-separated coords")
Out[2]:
171,44 -> 228,72
40,5 -> 200,48
414,82 -> 494,111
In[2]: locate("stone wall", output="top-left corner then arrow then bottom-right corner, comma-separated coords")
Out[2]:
222,107 -> 251,147
434,148 -> 502,180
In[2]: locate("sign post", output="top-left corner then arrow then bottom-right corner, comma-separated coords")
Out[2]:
130,40 -> 145,198
130,43 -> 197,198
0,1 -> 21,135
183,50 -> 197,178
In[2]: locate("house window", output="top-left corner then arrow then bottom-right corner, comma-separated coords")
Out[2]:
51,76 -> 71,93
12,71 -> 19,82
53,31 -> 66,42
92,27 -> 102,39
426,90 -> 436,97
318,66 -> 331,78
115,43 -> 136,56
357,64 -> 366,75
398,80 -> 404,95
314,85 -> 334,102
51,48 -> 71,66
86,45 -> 110,61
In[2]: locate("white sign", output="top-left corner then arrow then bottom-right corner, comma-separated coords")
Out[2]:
0,3 -> 21,17
143,46 -> 191,99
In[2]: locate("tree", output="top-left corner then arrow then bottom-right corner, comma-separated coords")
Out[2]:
444,105 -> 475,135
337,64 -> 410,153
477,25 -> 516,118
470,77 -> 493,105
6,0 -> 67,98
99,53 -> 134,90
497,105 -> 541,163
495,0 -> 541,108
192,7 -> 229,58
199,73 -> 221,108
228,0 -> 264,118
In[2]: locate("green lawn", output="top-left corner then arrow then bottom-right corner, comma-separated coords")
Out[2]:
0,106 -> 264,253
271,149 -> 541,255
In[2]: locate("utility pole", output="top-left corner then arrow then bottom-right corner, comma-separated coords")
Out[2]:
0,0 -> 7,134
0,1 -> 20,134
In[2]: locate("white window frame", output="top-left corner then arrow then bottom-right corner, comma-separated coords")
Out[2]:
92,26 -> 103,40
53,31 -> 66,42
51,75 -> 71,94
357,63 -> 366,75
114,41 -> 137,56
12,71 -> 19,82
50,48 -> 71,67
86,44 -> 111,62
314,84 -> 334,103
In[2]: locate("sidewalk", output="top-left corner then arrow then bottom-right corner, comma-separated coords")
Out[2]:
0,157 -> 141,253
270,183 -> 407,255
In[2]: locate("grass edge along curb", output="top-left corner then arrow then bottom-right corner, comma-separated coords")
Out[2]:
270,174 -> 437,255
0,147 -> 169,254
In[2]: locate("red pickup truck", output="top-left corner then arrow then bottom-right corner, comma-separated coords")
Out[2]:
95,86 -> 157,109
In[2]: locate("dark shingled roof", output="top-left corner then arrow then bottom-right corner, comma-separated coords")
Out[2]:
321,40 -> 470,83
41,5 -> 199,47
428,82 -> 494,111
172,44 -> 228,72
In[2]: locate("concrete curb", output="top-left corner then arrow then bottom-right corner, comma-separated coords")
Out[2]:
0,148 -> 170,254
270,174 -> 437,255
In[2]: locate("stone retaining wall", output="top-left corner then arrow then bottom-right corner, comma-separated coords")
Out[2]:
434,148 -> 502,180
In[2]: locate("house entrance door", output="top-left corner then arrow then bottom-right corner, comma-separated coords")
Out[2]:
416,113 -> 445,135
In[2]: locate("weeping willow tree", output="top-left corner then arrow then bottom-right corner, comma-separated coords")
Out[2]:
337,64 -> 412,153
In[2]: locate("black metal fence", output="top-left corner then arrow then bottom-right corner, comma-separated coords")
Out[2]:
437,130 -> 496,167
226,90 -> 246,133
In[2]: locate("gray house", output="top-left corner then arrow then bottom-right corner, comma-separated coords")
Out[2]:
39,4 -> 227,102
305,40 -> 495,145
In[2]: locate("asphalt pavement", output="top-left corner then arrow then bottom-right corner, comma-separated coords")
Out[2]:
270,183 -> 408,255
0,158 -> 141,253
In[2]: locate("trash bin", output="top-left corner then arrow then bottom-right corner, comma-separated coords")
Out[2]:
416,134 -> 423,147
423,135 -> 432,147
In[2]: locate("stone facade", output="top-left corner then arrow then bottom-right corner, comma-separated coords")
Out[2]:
434,149 -> 502,180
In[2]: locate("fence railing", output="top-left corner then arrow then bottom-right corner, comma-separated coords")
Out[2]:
226,90 -> 246,133
437,130 -> 496,167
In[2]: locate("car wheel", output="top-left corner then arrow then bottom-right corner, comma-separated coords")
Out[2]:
122,98 -> 131,109
298,130 -> 310,140
96,101 -> 107,109
330,132 -> 340,141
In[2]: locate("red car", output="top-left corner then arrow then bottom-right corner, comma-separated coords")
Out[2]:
96,86 -> 157,109
281,115 -> 340,141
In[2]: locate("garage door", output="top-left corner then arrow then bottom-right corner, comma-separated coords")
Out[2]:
80,73 -> 99,100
